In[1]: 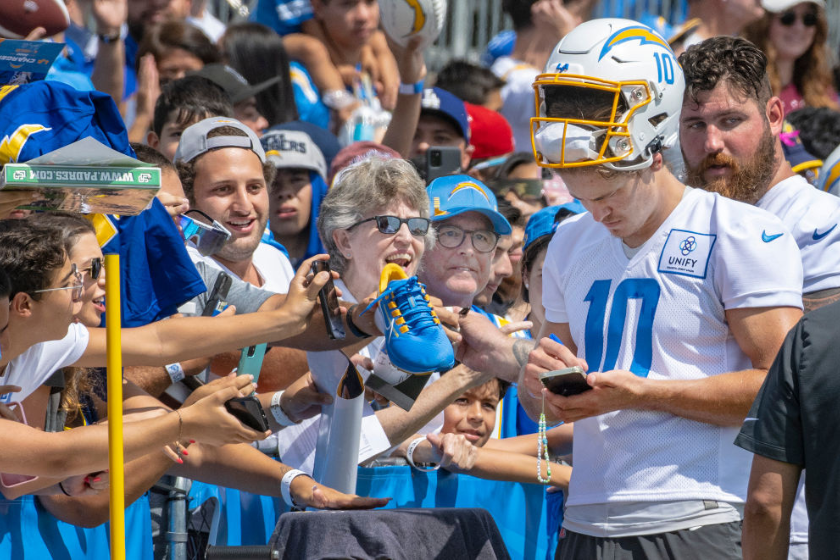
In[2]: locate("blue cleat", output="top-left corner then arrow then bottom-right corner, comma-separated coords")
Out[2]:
363,264 -> 455,375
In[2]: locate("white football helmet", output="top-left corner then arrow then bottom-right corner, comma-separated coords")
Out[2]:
530,18 -> 685,171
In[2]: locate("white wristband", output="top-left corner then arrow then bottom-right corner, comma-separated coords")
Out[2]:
270,391 -> 297,426
398,80 -> 424,95
406,436 -> 439,472
281,469 -> 309,507
165,363 -> 185,384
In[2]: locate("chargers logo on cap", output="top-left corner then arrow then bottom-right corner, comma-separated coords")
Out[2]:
598,26 -> 673,60
448,181 -> 491,201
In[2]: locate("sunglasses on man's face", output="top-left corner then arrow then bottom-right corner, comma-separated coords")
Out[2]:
349,215 -> 431,237
778,10 -> 818,27
179,210 -> 232,256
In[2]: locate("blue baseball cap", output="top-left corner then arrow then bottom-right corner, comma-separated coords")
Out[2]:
427,174 -> 512,235
421,87 -> 470,142
523,201 -> 586,251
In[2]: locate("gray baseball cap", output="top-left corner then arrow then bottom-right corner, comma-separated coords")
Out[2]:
174,116 -> 266,164
260,130 -> 327,180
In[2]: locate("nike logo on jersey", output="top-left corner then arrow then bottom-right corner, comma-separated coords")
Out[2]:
812,224 -> 837,240
743,417 -> 758,423
761,231 -> 784,243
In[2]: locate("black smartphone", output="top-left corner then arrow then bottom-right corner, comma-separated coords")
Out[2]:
311,260 -> 345,340
202,272 -> 232,317
224,395 -> 270,432
426,146 -> 462,183
539,366 -> 591,397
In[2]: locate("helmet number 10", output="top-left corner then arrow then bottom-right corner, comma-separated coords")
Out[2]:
653,52 -> 675,85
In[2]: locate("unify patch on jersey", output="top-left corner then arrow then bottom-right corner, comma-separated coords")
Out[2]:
657,229 -> 716,278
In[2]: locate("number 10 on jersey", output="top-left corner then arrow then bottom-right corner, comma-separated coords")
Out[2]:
584,279 -> 661,378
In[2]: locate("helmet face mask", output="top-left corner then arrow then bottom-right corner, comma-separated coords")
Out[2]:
530,19 -> 685,172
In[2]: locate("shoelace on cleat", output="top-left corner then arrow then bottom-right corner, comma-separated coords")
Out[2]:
363,277 -> 440,338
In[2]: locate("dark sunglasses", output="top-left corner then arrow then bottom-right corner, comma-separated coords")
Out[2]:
778,10 -> 818,27
349,215 -> 431,237
81,257 -> 103,280
179,209 -> 232,257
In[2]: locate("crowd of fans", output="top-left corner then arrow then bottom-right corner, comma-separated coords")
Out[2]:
2,0 -> 840,558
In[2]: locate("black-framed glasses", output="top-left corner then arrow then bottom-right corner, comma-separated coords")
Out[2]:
435,225 -> 499,253
81,257 -> 103,281
778,10 -> 818,27
179,209 -> 232,257
349,215 -> 431,237
33,264 -> 83,301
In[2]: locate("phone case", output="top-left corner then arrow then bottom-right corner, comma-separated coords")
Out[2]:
237,343 -> 268,382
540,369 -> 591,397
311,261 -> 346,340
224,395 -> 270,432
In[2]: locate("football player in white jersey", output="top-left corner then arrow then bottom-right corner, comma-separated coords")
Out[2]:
514,19 -> 804,559
679,36 -> 840,560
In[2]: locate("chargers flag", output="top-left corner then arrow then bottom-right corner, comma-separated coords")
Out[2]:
0,80 -> 204,326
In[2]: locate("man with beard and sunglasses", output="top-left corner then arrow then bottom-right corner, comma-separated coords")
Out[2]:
680,35 -> 840,559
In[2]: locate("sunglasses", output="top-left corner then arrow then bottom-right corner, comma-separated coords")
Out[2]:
179,210 -> 232,257
33,263 -> 84,301
778,11 -> 818,27
435,224 -> 499,254
81,257 -> 103,281
349,215 -> 431,237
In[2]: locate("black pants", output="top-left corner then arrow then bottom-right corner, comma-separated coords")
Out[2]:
556,521 -> 743,560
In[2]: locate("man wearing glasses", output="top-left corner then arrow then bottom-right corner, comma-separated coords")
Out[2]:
419,175 -> 512,309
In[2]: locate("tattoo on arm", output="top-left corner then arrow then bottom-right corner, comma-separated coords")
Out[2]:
513,339 -> 538,368
803,287 -> 840,313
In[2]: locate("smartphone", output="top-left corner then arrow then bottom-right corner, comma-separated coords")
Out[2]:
202,272 -> 232,317
237,343 -> 268,384
224,395 -> 270,432
311,260 -> 345,340
539,366 -> 591,397
426,146 -> 462,184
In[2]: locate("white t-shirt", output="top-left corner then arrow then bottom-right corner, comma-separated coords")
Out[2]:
0,323 -> 90,404
757,174 -> 840,294
542,188 -> 802,525
491,56 -> 541,153
278,280 -> 391,477
186,242 -> 295,295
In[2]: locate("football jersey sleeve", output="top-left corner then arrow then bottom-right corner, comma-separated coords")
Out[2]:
712,206 -> 803,310
734,318 -> 804,465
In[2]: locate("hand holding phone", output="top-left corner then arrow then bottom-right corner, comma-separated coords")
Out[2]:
540,366 -> 591,397
311,260 -> 345,340
224,395 -> 270,432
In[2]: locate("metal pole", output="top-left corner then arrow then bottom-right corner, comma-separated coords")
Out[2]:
106,254 -> 126,560
168,477 -> 192,560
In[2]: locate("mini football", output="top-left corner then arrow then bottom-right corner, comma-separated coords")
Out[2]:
379,0 -> 446,50
0,0 -> 70,39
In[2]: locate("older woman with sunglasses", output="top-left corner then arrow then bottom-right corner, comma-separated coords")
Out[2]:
744,0 -> 839,113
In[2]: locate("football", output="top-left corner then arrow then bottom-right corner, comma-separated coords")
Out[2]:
0,0 -> 70,39
379,0 -> 446,50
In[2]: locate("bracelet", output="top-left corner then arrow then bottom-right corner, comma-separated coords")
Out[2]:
165,363 -> 186,384
281,469 -> 309,507
346,305 -> 372,339
97,26 -> 126,44
406,436 -> 439,472
398,80 -> 424,95
59,481 -> 71,496
270,391 -> 298,426
322,89 -> 356,110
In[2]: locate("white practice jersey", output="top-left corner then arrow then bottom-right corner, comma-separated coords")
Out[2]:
757,174 -> 840,293
542,188 -> 803,507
